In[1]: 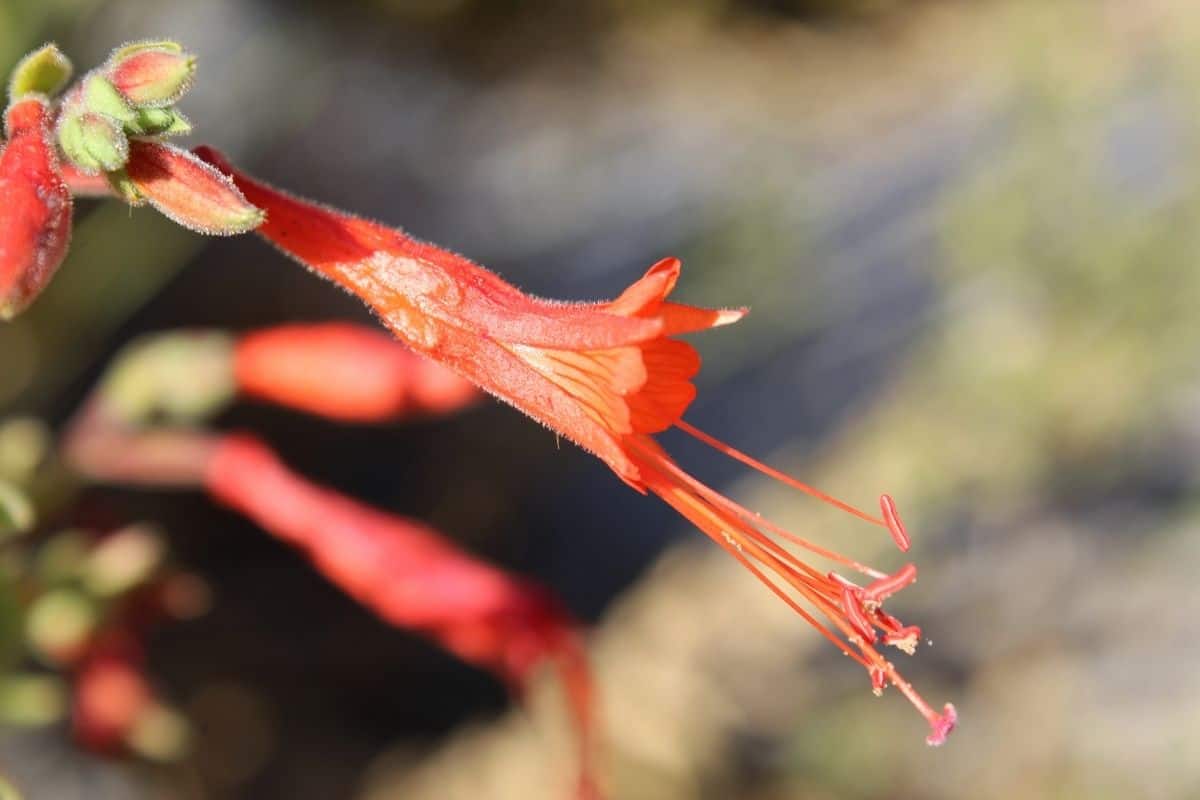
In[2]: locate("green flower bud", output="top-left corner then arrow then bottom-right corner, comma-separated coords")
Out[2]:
108,46 -> 196,107
7,43 -> 73,101
125,106 -> 192,137
0,481 -> 33,539
34,530 -> 89,584
83,525 -> 166,597
58,111 -> 130,173
0,673 -> 66,727
102,331 -> 237,424
27,588 -> 97,665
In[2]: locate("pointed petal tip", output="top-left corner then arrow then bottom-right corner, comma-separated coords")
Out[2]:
714,307 -> 748,327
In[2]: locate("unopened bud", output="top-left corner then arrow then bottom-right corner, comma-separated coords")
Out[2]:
102,330 -> 237,424
58,111 -> 129,174
0,673 -> 67,727
123,141 -> 264,235
7,43 -> 73,101
126,702 -> 191,761
83,525 -> 166,597
0,481 -> 34,538
35,530 -> 90,584
108,45 -> 196,107
27,588 -> 97,665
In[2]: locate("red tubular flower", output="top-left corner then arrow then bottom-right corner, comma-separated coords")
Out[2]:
235,323 -> 480,421
203,434 -> 598,791
0,97 -> 72,319
194,146 -> 955,745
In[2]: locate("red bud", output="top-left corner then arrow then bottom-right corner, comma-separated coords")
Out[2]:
123,140 -> 263,235
0,98 -> 72,319
108,47 -> 196,107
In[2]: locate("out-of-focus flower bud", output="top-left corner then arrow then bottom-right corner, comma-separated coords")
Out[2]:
125,702 -> 191,761
72,655 -> 151,751
101,330 -> 236,424
0,418 -> 51,484
107,43 -> 196,108
0,481 -> 34,538
7,43 -> 73,100
58,111 -> 129,174
0,673 -> 67,727
83,525 -> 166,597
27,588 -> 98,665
35,530 -> 89,584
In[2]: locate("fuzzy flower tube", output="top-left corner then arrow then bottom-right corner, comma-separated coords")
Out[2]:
195,148 -> 956,745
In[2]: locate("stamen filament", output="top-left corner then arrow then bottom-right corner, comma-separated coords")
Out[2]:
638,438 -> 888,579
676,420 -> 886,527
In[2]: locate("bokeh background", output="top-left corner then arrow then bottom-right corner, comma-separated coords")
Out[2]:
3,0 -> 1200,798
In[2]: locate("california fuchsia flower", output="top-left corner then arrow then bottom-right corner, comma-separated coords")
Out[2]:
196,147 -> 956,744
0,46 -> 74,319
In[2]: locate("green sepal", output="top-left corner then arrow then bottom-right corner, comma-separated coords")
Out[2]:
124,106 -> 192,137
106,168 -> 146,205
110,39 -> 183,63
82,73 -> 135,123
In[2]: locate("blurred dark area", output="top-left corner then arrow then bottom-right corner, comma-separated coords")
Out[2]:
4,0 -> 1200,798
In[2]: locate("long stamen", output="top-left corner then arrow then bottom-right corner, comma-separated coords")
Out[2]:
642,444 -> 887,579
880,494 -> 911,552
628,436 -> 956,743
676,420 -> 885,526
651,475 -> 871,666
